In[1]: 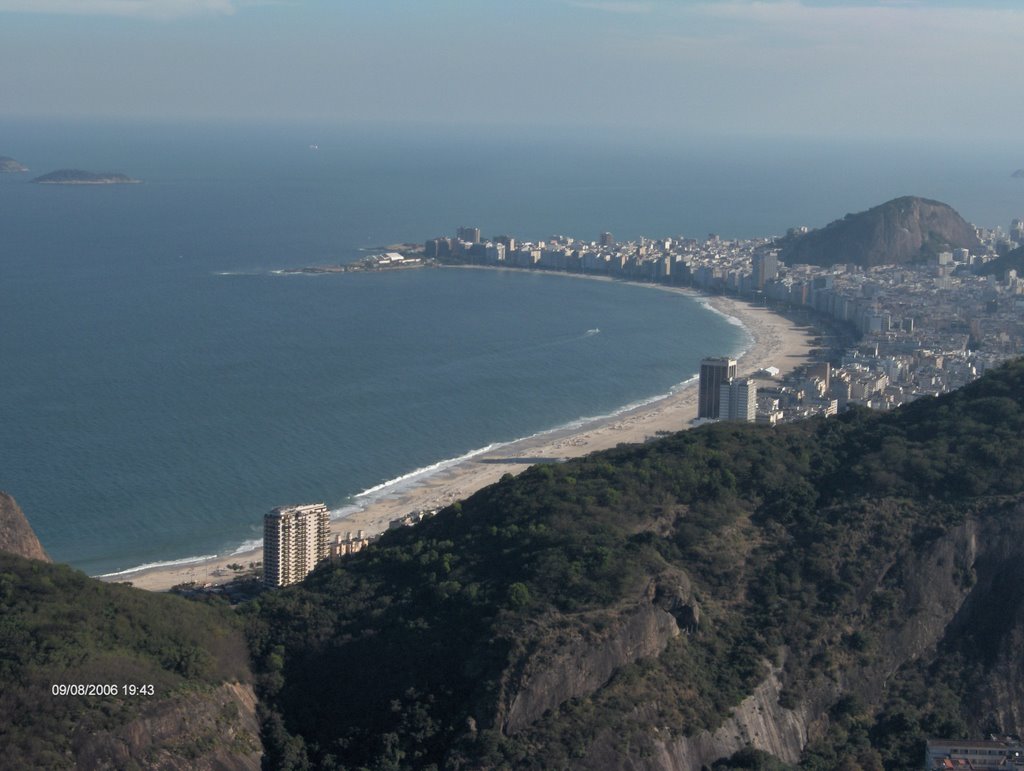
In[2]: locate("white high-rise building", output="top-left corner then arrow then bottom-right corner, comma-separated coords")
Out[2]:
263,502 -> 330,587
719,378 -> 757,422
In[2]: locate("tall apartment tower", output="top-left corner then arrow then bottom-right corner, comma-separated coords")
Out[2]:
456,226 -> 481,244
263,502 -> 330,588
719,378 -> 757,422
698,357 -> 737,419
751,252 -> 779,290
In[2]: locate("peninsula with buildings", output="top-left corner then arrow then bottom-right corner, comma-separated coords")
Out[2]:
278,250 -> 426,274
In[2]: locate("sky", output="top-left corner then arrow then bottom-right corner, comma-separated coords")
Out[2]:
0,0 -> 1021,141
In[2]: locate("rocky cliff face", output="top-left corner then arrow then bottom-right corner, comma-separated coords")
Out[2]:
72,682 -> 262,770
0,491 -> 50,561
509,504 -> 1024,771
778,196 -> 981,267
495,571 -> 692,735
589,505 -> 1024,770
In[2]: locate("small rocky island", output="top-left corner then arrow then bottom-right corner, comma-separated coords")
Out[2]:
32,169 -> 140,185
0,155 -> 28,173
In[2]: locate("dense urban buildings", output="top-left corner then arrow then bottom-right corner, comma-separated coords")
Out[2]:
420,215 -> 1024,425
262,502 -> 330,587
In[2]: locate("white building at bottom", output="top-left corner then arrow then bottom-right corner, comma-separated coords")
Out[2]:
263,502 -> 330,588
925,737 -> 1024,769
719,378 -> 757,422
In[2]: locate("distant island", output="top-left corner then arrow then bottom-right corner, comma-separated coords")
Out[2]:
1013,169 -> 1024,178
32,169 -> 140,185
0,155 -> 28,173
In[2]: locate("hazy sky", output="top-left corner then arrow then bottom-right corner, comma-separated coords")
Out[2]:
1,0 -> 1020,141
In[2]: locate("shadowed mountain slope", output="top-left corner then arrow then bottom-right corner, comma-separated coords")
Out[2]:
778,196 -> 981,268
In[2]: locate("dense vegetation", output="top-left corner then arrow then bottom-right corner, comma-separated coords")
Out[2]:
0,554 -> 254,768
247,359 -> 1024,769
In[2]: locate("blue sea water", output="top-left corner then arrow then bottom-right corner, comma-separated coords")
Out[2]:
1,120 -> 1020,575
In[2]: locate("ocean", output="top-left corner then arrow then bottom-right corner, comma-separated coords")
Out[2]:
1,120 -> 1020,576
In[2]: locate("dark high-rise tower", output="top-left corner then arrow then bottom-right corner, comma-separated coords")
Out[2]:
698,357 -> 737,419
457,226 -> 481,244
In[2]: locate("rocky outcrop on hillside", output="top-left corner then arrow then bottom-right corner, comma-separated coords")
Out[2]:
574,505 -> 1024,770
778,196 -> 981,267
72,682 -> 262,770
495,571 -> 691,735
0,491 -> 50,561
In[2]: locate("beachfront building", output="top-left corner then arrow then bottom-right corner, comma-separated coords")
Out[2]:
329,530 -> 371,560
263,502 -> 330,588
719,378 -> 757,422
698,357 -> 738,419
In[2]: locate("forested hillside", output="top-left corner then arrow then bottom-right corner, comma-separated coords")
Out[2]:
0,554 -> 261,769
248,360 -> 1024,770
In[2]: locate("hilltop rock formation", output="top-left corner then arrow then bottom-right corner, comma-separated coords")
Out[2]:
0,491 -> 50,561
778,196 -> 981,268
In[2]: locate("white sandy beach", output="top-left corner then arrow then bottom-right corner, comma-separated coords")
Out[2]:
112,283 -> 816,592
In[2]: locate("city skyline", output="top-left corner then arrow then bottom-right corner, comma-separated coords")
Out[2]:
1,1 -> 1022,143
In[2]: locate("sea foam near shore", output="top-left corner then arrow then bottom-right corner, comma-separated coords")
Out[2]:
97,553 -> 219,579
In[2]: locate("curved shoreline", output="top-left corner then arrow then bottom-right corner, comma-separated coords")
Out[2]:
103,278 -> 815,591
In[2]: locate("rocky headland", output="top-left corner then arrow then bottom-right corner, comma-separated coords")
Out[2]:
0,491 -> 50,561
777,195 -> 981,268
